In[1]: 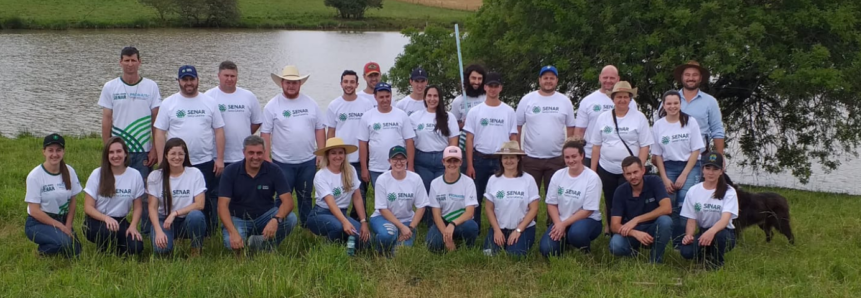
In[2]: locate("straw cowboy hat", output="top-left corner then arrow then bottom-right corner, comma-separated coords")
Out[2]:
314,137 -> 358,156
271,65 -> 310,87
610,81 -> 638,98
673,60 -> 711,84
494,141 -> 526,156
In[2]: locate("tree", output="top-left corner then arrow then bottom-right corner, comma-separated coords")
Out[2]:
388,26 -> 468,101
389,0 -> 861,183
324,0 -> 383,19
139,0 -> 238,26
138,0 -> 176,23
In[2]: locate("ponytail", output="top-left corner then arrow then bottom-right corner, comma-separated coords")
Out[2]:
59,159 -> 71,191
712,173 -> 728,200
680,111 -> 690,128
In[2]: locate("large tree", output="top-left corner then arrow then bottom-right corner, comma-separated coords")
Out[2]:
389,0 -> 861,183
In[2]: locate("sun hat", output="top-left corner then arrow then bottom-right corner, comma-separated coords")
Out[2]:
702,151 -> 725,170
610,81 -> 638,99
270,65 -> 310,87
314,137 -> 358,156
442,146 -> 462,160
494,141 -> 526,156
43,133 -> 65,148
673,60 -> 710,85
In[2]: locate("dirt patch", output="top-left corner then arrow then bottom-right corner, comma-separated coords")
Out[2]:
395,0 -> 483,11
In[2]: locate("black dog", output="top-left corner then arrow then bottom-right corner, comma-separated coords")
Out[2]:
733,186 -> 795,244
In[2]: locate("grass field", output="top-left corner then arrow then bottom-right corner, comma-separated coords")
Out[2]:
1,135 -> 860,297
0,0 -> 473,29
394,0 -> 483,11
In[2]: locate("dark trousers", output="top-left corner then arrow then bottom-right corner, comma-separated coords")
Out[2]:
193,160 -> 219,236
84,215 -> 144,255
348,162 -> 370,221
472,152 -> 500,230
597,166 -> 626,231
523,155 -> 565,226
680,228 -> 736,269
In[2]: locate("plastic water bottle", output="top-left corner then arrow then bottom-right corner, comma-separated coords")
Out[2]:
346,235 -> 357,256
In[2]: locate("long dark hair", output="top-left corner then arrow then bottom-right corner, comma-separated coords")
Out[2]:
494,155 -> 524,178
658,90 -> 690,127
712,167 -> 729,200
160,138 -> 192,215
423,85 -> 451,137
98,137 -> 130,198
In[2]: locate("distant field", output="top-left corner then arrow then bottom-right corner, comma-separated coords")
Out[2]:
394,0 -> 483,11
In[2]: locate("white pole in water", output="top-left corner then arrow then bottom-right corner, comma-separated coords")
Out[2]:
454,24 -> 469,150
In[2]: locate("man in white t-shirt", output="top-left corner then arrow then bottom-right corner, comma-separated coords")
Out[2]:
394,67 -> 428,116
261,65 -> 326,228
358,62 -> 382,106
357,82 -> 416,188
326,70 -> 376,220
463,72 -> 518,229
154,65 -> 226,235
98,46 -> 162,235
204,61 -> 262,167
574,65 -> 638,167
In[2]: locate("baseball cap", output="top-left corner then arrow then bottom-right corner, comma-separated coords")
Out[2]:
374,82 -> 392,92
364,62 -> 381,75
43,133 -> 65,148
702,151 -> 724,169
389,145 -> 407,159
410,67 -> 428,80
177,65 -> 198,79
443,146 -> 462,160
539,65 -> 558,77
485,72 -> 503,85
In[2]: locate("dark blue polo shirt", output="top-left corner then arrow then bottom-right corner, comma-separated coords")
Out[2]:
610,175 -> 670,227
218,160 -> 290,220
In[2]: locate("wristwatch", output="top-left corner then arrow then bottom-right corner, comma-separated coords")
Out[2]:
272,215 -> 284,223
515,228 -> 522,233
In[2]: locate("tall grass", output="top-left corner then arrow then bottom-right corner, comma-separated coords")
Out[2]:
1,136 -> 859,297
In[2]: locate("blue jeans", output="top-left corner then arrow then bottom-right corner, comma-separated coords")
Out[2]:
415,150 -> 445,226
129,152 -> 152,235
221,207 -> 297,250
483,225 -> 536,257
307,206 -> 368,250
25,215 -> 81,258
472,154 -> 500,230
192,160 -> 219,235
539,218 -> 602,257
425,219 -> 479,252
370,216 -> 416,254
608,215 -> 673,263
680,228 -> 736,269
663,160 -> 700,247
84,215 -> 143,255
348,162 -> 369,221
150,210 -> 207,254
274,158 -> 316,227
369,171 -> 383,190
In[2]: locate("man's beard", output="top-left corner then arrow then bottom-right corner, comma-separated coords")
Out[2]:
465,83 -> 485,98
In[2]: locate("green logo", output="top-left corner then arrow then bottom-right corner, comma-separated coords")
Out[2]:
495,190 -> 505,200
661,136 -> 670,145
532,106 -> 541,114
592,104 -> 601,112
58,200 -> 70,215
176,110 -> 186,118
417,123 -> 425,131
219,104 -> 226,112
333,187 -> 342,197
257,185 -> 262,190
387,193 -> 397,202
557,187 -> 564,196
282,110 -> 291,118
694,203 -> 702,212
373,123 -> 382,131
339,113 -> 347,122
53,135 -> 59,140
480,118 -> 489,127
602,126 -> 612,134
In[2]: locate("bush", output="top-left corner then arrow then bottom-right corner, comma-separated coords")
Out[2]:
138,0 -> 239,27
324,0 -> 383,19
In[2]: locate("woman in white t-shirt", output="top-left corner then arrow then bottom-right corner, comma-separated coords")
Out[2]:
680,152 -> 738,270
83,137 -> 146,255
147,138 -> 207,257
370,145 -> 429,256
483,141 -> 540,257
425,146 -> 480,252
651,90 -> 705,248
307,137 -> 370,248
589,81 -> 653,235
24,134 -> 82,258
539,139 -> 603,257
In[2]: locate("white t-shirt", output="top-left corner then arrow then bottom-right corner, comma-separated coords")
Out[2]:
516,91 -> 576,158
395,96 -> 426,116
99,77 -> 162,153
371,171 -> 429,223
358,91 -> 378,108
83,168 -> 145,217
25,165 -> 82,215
427,174 -> 478,222
588,110 -> 653,174
451,94 -> 486,122
410,110 -> 460,152
575,90 -> 639,157
314,166 -> 361,209
204,87 -> 263,163
484,173 -> 540,230
681,183 -> 739,229
463,102 -> 518,155
146,167 -> 207,218
154,93 -> 225,165
325,96 -> 376,163
261,93 -> 325,164
357,108 -> 416,172
545,168 -> 602,222
651,117 -> 705,162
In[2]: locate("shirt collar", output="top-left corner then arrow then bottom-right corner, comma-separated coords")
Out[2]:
239,160 -> 269,177
678,89 -> 704,102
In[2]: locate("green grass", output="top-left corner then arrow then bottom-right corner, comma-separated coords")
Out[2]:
0,0 -> 473,30
1,135 -> 860,297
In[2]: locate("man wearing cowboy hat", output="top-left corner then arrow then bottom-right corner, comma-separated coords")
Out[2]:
671,61 -> 725,156
357,82 -> 416,188
574,65 -> 639,168
261,65 -> 326,228
358,62 -> 382,107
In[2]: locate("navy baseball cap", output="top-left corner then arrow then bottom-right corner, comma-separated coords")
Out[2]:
410,67 -> 428,80
539,65 -> 558,77
374,82 -> 392,92
485,72 -> 503,85
177,65 -> 198,79
43,133 -> 65,148
702,151 -> 725,169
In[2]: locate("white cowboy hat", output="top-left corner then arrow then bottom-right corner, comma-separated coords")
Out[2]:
314,137 -> 358,156
610,81 -> 638,99
271,65 -> 310,87
494,141 -> 526,156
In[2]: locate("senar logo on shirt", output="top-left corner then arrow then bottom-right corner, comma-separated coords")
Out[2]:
177,109 -> 206,118
283,109 -> 309,118
532,106 -> 541,114
672,133 -> 689,142
176,110 -> 187,118
495,190 -> 505,199
417,123 -> 435,131
113,93 -> 127,100
534,106 -> 559,114
332,187 -> 342,197
373,122 -> 401,131
480,118 -> 506,127
219,104 -> 246,113
339,112 -> 363,122
172,189 -> 190,195
602,126 -> 613,134
41,184 -> 56,193
387,193 -> 397,202
436,194 -> 447,202
592,104 -> 601,112
661,136 -> 670,145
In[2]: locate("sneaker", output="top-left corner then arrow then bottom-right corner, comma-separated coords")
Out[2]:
247,235 -> 266,251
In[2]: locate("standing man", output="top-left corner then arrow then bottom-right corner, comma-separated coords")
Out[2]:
99,46 -> 161,235
261,65 -> 326,228
516,65 -> 576,196
358,62 -> 382,107
395,67 -> 429,116
451,64 -> 487,157
326,70 -> 376,221
357,82 -> 416,188
463,72 -> 518,228
154,65 -> 226,235
672,61 -> 725,157
204,61 -> 263,168
574,65 -> 638,167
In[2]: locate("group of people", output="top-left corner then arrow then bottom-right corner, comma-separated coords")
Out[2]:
23,46 -> 739,269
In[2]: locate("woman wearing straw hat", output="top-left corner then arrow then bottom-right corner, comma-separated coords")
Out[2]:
482,141 -> 540,257
589,81 -> 653,235
306,137 -> 370,247
369,145 -> 430,256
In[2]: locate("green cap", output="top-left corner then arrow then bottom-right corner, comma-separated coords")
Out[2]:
388,145 -> 407,159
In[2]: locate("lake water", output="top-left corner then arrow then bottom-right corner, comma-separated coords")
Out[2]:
1,29 -> 858,194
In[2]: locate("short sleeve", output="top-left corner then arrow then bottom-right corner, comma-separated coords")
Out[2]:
583,174 -> 602,211
574,99 -> 589,128
650,176 -> 670,203
463,108 -> 477,134
402,113 -> 416,139
313,171 -> 332,200
650,123 -> 664,156
98,83 -> 112,109
723,189 -> 739,218
325,103 -> 337,128
688,118 -> 705,153
217,167 -> 235,198
83,169 -> 100,199
637,114 -> 654,146
447,112 -> 460,137
413,179 -> 430,208
149,83 -> 162,109
588,115 -> 604,146
260,101 -> 276,134
483,176 -> 496,202
451,96 -> 463,121
564,98 -> 577,127
146,172 -> 161,197
527,176 -> 540,202
357,114 -> 370,142
314,104 -> 325,130
680,189 -> 696,219
610,185 -> 628,217
153,101 -> 170,131
191,168 -> 207,197
210,100 -> 225,129
350,166 -> 361,195
508,108 -> 519,135
373,175 -> 388,210
427,180 -> 440,208
544,174 -> 560,205
24,171 -> 42,204
515,97 -> 527,126
463,178 -> 478,207
69,167 -> 82,197
132,170 -> 145,199
249,95 -> 263,125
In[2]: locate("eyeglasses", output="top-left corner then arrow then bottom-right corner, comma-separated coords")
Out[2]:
391,158 -> 407,163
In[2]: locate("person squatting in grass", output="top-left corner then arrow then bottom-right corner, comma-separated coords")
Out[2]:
369,145 -> 429,256
482,141 -> 540,257
425,146 -> 480,252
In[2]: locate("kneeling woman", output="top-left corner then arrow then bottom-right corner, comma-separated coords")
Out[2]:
24,134 -> 83,258
425,146 -> 480,252
539,139 -> 603,257
148,138 -> 207,256
680,152 -> 738,269
483,141 -> 540,257
83,137 -> 146,255
370,145 -> 429,255
307,138 -> 370,248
